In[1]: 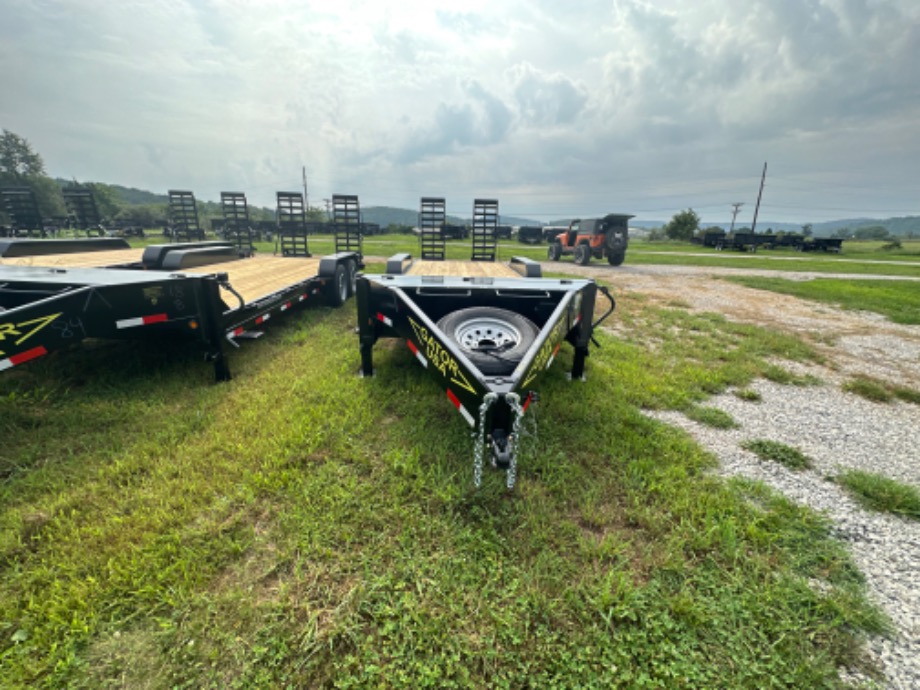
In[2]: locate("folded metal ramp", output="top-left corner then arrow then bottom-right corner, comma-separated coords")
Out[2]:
419,197 -> 446,260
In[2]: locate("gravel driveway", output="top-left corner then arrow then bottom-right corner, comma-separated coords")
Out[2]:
557,262 -> 920,689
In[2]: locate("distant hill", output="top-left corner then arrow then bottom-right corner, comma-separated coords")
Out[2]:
362,206 -> 540,228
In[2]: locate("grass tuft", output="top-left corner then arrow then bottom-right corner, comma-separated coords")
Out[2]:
685,405 -> 739,429
893,386 -> 920,405
763,365 -> 822,387
841,375 -> 920,406
842,377 -> 893,403
742,439 -> 813,471
835,471 -> 920,519
734,388 -> 762,402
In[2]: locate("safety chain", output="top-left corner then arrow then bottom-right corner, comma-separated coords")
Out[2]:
473,393 -> 498,488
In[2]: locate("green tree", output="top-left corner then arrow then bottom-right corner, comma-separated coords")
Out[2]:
0,129 -> 66,221
801,223 -> 813,237
116,203 -> 164,228
0,129 -> 45,178
664,208 -> 700,241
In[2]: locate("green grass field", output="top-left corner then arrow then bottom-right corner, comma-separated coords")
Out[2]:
3,235 -> 915,686
726,276 -> 920,325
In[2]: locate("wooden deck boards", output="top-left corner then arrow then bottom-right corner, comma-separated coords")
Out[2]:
0,248 -> 143,268
0,251 -> 323,305
195,256 -> 323,304
406,260 -> 517,278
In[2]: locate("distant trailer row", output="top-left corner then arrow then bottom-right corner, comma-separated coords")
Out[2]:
695,229 -> 844,253
0,185 -> 380,242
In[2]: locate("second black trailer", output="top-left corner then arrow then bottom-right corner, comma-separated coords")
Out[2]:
356,198 -> 615,488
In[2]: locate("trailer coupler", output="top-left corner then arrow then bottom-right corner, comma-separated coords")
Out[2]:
490,429 -> 512,470
472,392 -> 532,490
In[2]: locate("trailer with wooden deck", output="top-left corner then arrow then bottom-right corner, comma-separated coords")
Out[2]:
0,192 -> 365,381
356,198 -> 614,488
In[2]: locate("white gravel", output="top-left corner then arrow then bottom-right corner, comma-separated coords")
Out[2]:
635,347 -> 920,686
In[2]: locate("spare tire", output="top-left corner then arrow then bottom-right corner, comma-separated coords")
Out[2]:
436,306 -> 539,376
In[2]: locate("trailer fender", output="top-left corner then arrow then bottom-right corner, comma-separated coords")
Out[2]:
317,252 -> 359,279
509,256 -> 542,278
385,253 -> 413,275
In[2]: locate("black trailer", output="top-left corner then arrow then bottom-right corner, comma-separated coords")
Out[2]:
0,230 -> 360,381
715,231 -> 758,252
517,226 -> 543,244
802,237 -> 844,253
356,198 -> 614,489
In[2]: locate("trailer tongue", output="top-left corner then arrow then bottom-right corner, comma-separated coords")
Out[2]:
357,198 -> 615,489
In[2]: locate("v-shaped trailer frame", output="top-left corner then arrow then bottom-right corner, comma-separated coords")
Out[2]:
356,256 -> 614,488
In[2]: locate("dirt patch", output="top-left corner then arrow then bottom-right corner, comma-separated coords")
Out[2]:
555,262 -> 920,389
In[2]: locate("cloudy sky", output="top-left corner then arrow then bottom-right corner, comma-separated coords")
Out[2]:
2,0 -> 918,224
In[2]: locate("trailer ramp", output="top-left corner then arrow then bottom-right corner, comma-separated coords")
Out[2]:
1,187 -> 48,238
332,194 -> 362,262
62,187 -> 106,238
275,192 -> 311,257
471,198 -> 499,262
168,190 -> 205,242
220,192 -> 255,255
419,197 -> 447,260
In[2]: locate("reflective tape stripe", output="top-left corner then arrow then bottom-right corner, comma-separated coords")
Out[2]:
376,312 -> 393,327
546,341 -> 562,369
446,389 -> 475,427
280,301 -> 292,312
116,313 -> 167,329
255,313 -> 271,325
406,340 -> 427,367
0,346 -> 48,371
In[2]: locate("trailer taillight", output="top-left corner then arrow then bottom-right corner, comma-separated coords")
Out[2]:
189,320 -> 199,330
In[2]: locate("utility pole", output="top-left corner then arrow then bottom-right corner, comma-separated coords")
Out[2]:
323,198 -> 331,220
302,166 -> 308,209
729,202 -> 744,233
751,162 -> 767,234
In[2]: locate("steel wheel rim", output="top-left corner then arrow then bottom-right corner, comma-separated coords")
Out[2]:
454,317 -> 521,353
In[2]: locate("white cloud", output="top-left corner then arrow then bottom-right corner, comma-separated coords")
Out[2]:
0,0 -> 917,221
